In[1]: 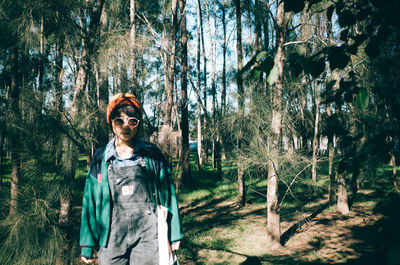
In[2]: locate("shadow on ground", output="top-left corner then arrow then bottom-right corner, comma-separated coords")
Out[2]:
179,183 -> 400,265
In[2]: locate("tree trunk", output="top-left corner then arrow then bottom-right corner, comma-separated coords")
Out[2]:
53,36 -> 65,173
254,0 -> 263,98
38,12 -> 45,117
299,94 -> 308,152
196,1 -> 203,170
160,0 -> 178,163
164,0 -> 178,127
255,0 -> 263,51
311,81 -> 320,183
205,0 -> 219,170
328,133 -> 336,203
236,0 -> 246,207
130,0 -> 138,95
96,7 -> 109,149
326,14 -> 337,203
390,149 -> 398,191
266,0 -> 289,249
58,139 -> 78,224
263,1 -> 270,51
198,0 -> 209,163
9,45 -> 21,216
179,0 -> 191,186
337,170 -> 350,215
220,3 -> 227,161
0,124 -> 5,188
238,159 -> 246,206
55,40 -> 64,113
351,165 -> 360,199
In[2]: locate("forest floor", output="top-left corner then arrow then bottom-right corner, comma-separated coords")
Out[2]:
176,160 -> 400,265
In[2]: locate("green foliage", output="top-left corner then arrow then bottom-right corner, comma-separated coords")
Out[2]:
356,87 -> 369,111
0,183 -> 66,265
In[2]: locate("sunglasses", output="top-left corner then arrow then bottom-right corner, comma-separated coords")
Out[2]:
112,117 -> 140,127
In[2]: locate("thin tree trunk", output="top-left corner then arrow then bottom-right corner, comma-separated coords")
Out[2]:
221,4 -> 227,118
55,41 -> 64,113
247,4 -> 253,53
130,0 -> 138,95
254,0 -> 263,98
9,45 -> 21,216
266,0 -> 289,249
205,0 -> 219,170
38,12 -> 45,116
351,165 -> 360,199
205,0 -> 216,169
263,1 -> 269,51
54,36 -> 64,172
255,0 -> 263,51
300,94 -> 308,152
96,7 -> 109,148
0,125 -> 5,188
58,139 -> 78,224
198,0 -> 209,162
390,149 -> 398,191
326,13 -> 337,203
196,106 -> 203,170
179,0 -> 191,186
220,3 -> 227,161
196,1 -> 203,170
164,0 -> 178,127
336,108 -> 350,215
236,0 -> 246,207
312,82 -> 320,182
328,133 -> 336,203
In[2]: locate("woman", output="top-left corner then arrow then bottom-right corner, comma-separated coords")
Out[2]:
80,93 -> 183,265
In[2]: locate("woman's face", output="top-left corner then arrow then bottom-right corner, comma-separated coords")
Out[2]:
111,111 -> 139,143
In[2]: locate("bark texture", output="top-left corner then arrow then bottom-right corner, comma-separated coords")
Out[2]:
337,170 -> 350,215
9,45 -> 21,216
312,83 -> 320,182
236,0 -> 246,207
266,0 -> 289,248
179,0 -> 191,186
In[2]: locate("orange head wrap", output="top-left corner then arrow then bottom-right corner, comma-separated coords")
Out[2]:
106,93 -> 142,123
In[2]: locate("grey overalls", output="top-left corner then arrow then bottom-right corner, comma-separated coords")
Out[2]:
98,161 -> 159,265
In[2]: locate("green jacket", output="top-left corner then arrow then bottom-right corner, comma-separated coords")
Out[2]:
79,142 -> 184,258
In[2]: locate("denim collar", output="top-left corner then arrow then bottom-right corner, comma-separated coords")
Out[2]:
104,136 -> 146,162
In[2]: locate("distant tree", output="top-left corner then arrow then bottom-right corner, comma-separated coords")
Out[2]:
179,0 -> 191,186
196,0 -> 204,170
159,0 -> 178,163
8,45 -> 21,217
235,0 -> 246,207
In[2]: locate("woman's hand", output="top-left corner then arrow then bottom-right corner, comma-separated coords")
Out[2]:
171,241 -> 181,251
81,256 -> 93,264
